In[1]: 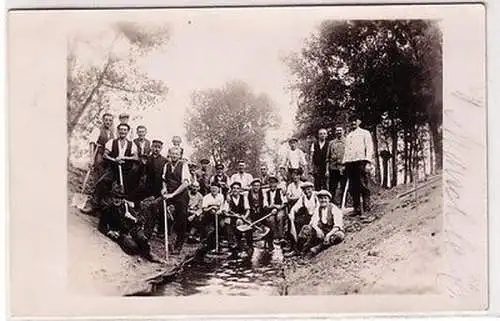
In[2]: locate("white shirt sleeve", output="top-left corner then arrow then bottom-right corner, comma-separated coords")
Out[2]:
181,163 -> 191,185
365,130 -> 374,163
89,127 -> 100,145
332,204 -> 344,230
281,189 -> 288,204
310,143 -> 315,154
201,195 -> 210,210
130,142 -> 138,156
105,140 -> 113,153
289,197 -> 301,219
300,150 -> 307,167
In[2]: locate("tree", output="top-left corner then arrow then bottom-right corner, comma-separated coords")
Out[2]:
286,20 -> 442,187
67,21 -> 170,138
185,80 -> 281,175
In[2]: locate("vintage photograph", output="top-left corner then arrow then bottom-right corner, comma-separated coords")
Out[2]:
66,11 -> 443,297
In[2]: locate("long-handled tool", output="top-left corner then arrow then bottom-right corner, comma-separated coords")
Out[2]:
163,199 -> 169,261
72,147 -> 99,210
225,212 -> 270,240
237,210 -> 277,233
215,211 -> 220,253
341,179 -> 350,211
117,164 -> 137,223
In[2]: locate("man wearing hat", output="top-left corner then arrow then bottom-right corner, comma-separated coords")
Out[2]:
264,175 -> 288,245
310,128 -> 330,191
197,158 -> 212,196
230,160 -> 254,192
343,115 -> 374,217
98,182 -> 161,262
285,181 -> 319,256
247,178 -> 274,250
299,190 -> 344,259
116,112 -> 133,140
285,168 -> 304,210
222,181 -> 251,251
161,146 -> 191,254
281,137 -> 307,182
200,182 -> 225,250
259,163 -> 271,190
210,163 -> 230,199
326,126 -> 347,205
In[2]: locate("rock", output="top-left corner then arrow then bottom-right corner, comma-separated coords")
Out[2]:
431,232 -> 436,237
367,250 -> 379,257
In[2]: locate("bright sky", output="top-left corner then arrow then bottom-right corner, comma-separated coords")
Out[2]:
131,11 -> 321,158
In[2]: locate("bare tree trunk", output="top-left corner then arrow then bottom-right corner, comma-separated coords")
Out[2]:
371,127 -> 381,185
429,117 -> 442,171
404,128 -> 409,184
429,123 -> 435,175
391,120 -> 398,188
408,135 -> 414,183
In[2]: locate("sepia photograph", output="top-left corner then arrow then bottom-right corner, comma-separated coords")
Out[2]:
66,11 -> 443,297
7,3 -> 488,318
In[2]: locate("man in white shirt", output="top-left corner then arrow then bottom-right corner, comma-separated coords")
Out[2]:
310,128 -> 329,191
286,169 -> 304,210
115,113 -> 133,140
103,123 -> 139,199
161,146 -> 191,254
133,125 -> 151,158
298,190 -> 344,259
230,160 -> 254,191
282,138 -> 307,182
343,115 -> 375,217
200,182 -> 225,251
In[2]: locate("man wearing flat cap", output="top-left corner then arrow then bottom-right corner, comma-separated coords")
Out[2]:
210,162 -> 230,199
326,126 -> 347,205
222,181 -> 251,251
299,190 -> 344,259
343,114 -> 374,217
264,175 -> 288,245
197,158 -> 212,196
247,179 -> 273,250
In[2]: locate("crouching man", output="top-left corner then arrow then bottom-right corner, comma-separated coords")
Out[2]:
98,183 -> 161,263
298,190 -> 345,259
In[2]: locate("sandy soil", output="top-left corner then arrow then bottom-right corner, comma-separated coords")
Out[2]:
67,166 -> 198,296
281,176 -> 442,295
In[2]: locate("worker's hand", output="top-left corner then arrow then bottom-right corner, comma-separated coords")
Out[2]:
325,170 -> 330,177
187,215 -> 195,222
161,189 -> 168,198
364,162 -> 372,174
271,208 -> 278,214
124,211 -> 137,223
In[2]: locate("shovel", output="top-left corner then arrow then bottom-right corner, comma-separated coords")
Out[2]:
237,210 -> 276,233
72,147 -> 99,210
226,212 -> 270,241
163,199 -> 169,261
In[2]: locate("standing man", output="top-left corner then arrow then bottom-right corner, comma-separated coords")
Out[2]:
198,158 -> 212,196
326,126 -> 347,205
133,125 -> 151,158
210,163 -> 230,199
282,138 -> 307,182
259,164 -> 271,190
343,115 -> 374,217
161,146 -> 191,255
141,140 -> 168,239
310,128 -> 329,191
230,160 -> 254,192
102,123 -> 138,198
85,112 -> 114,213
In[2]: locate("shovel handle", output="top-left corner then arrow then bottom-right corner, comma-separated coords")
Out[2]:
163,200 -> 169,261
118,164 -> 124,187
341,179 -> 349,210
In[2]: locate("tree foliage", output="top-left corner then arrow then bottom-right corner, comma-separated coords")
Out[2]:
67,21 -> 170,139
286,20 -> 442,185
185,80 -> 281,175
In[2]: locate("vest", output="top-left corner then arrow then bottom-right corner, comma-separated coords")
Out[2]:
212,174 -> 229,196
266,188 -> 283,206
228,195 -> 246,215
297,194 -> 318,217
164,161 -> 185,194
312,140 -> 329,169
109,139 -> 133,158
97,126 -> 114,147
133,138 -> 151,157
317,204 -> 336,234
248,190 -> 265,220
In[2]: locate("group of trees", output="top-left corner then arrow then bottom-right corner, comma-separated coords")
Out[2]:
67,21 -> 169,161
185,81 -> 281,174
286,20 -> 442,187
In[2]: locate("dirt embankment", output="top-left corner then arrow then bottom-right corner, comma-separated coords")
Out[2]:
67,166 -> 198,296
281,176 -> 442,295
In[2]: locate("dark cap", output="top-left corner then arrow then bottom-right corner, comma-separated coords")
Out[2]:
230,181 -> 242,188
268,176 -> 279,183
250,178 -> 262,186
288,137 -> 298,143
152,140 -> 163,145
200,158 -> 210,165
215,163 -> 224,170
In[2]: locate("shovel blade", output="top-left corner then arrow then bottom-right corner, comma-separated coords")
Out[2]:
72,193 -> 90,210
236,225 -> 252,233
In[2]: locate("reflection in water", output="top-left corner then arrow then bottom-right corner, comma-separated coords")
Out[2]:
160,246 -> 284,296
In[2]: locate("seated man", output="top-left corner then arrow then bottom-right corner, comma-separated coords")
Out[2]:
298,190 -> 345,259
286,168 -> 304,210
187,181 -> 204,242
247,178 -> 273,250
285,181 -> 318,256
98,183 -> 161,263
200,182 -> 225,249
264,176 -> 288,246
222,181 -> 251,252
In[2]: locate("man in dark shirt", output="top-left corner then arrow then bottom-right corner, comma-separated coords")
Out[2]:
310,128 -> 329,191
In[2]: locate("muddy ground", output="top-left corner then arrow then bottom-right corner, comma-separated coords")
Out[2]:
278,176 -> 442,295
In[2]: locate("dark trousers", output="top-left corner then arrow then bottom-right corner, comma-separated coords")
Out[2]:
344,161 -> 371,213
169,196 -> 188,251
328,169 -> 347,206
265,209 -> 286,240
313,170 -> 328,191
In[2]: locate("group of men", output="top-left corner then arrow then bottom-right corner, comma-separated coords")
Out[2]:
83,111 -> 375,262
